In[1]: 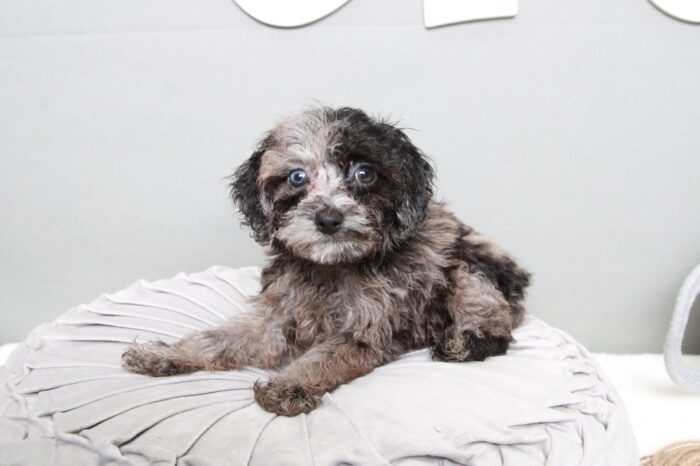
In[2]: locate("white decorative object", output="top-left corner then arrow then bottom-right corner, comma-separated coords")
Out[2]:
423,0 -> 518,28
234,0 -> 351,28
664,262 -> 700,392
649,0 -> 700,23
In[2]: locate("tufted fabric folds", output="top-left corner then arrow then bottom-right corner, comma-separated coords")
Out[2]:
0,266 -> 637,465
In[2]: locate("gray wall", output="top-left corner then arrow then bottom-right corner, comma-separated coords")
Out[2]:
1,0 -> 699,352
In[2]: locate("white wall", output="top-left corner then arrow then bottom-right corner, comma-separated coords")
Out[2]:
1,0 -> 699,352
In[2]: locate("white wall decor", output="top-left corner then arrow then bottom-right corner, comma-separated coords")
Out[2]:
649,0 -> 700,23
234,0 -> 351,28
423,0 -> 518,28
233,0 -> 519,29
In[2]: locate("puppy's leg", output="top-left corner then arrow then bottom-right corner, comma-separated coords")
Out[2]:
122,312 -> 293,376
254,336 -> 390,416
432,265 -> 514,362
461,228 -> 531,326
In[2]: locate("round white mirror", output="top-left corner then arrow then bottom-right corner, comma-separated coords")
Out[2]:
234,0 -> 352,28
649,0 -> 700,23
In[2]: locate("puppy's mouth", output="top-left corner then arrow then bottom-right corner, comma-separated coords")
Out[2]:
274,217 -> 378,265
316,240 -> 375,264
281,231 -> 377,264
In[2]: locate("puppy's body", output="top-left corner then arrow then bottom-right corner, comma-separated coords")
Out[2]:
123,106 -> 530,416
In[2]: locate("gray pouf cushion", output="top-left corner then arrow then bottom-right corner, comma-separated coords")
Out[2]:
0,266 -> 638,465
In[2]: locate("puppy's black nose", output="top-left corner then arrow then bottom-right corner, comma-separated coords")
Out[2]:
314,208 -> 344,235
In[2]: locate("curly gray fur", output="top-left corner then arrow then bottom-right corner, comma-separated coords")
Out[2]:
123,106 -> 531,416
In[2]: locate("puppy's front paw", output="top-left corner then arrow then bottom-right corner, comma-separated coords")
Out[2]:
122,342 -> 189,376
254,378 -> 321,416
432,329 -> 511,362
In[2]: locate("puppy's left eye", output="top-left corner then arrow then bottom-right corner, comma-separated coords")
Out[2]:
354,167 -> 376,185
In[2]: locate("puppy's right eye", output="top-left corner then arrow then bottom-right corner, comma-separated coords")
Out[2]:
288,169 -> 308,187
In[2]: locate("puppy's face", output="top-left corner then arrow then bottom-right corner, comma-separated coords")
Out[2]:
231,107 -> 433,265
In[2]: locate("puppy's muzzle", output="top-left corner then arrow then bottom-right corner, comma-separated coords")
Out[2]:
314,207 -> 344,235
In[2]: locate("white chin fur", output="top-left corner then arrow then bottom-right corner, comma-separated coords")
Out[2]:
305,240 -> 372,264
275,208 -> 376,264
276,233 -> 373,264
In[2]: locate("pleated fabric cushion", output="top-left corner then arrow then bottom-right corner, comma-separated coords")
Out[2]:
0,266 -> 638,465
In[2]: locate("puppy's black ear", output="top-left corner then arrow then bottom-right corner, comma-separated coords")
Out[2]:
392,130 -> 435,236
230,136 -> 273,244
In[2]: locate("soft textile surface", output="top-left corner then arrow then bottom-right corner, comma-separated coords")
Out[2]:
0,266 -> 638,465
0,344 -> 17,366
595,353 -> 700,457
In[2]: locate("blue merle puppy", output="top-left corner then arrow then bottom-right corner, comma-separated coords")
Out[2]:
122,106 -> 531,416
